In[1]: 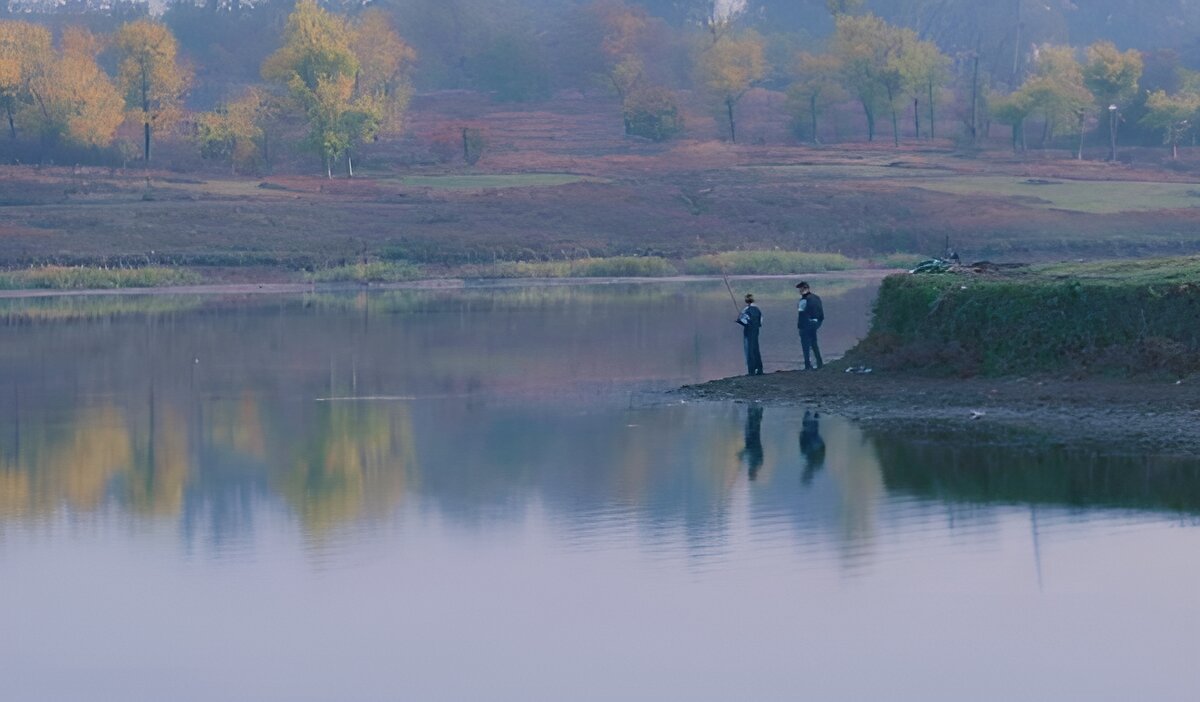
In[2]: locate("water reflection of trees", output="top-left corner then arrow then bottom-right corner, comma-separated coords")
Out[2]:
277,402 -> 415,536
869,434 -> 1200,514
0,394 -> 417,539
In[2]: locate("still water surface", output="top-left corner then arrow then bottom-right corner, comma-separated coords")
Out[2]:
1,279 -> 1197,701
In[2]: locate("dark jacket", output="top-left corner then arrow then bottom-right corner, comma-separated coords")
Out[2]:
797,293 -> 824,329
741,304 -> 762,335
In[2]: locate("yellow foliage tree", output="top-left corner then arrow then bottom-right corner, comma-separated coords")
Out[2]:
351,9 -> 416,138
195,87 -> 276,174
114,19 -> 190,164
0,20 -> 52,141
263,0 -> 358,177
697,30 -> 767,143
22,28 -> 124,150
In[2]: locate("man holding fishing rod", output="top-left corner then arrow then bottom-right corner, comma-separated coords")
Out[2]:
726,274 -> 764,376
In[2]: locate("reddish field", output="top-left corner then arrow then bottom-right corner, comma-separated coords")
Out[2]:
4,92 -> 1200,275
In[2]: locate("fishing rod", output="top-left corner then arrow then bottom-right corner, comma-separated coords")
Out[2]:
722,270 -> 740,313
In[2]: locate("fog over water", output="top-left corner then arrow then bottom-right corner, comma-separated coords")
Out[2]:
1,281 -> 1197,701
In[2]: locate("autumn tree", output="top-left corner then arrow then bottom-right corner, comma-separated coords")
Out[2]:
696,30 -> 767,143
351,9 -> 416,138
833,14 -> 911,144
1083,41 -> 1143,160
195,87 -> 276,174
989,88 -> 1034,153
22,28 -> 124,151
114,20 -> 190,164
263,0 -> 358,177
1141,89 -> 1200,159
787,52 -> 844,144
1021,45 -> 1091,149
898,38 -> 950,139
0,20 -> 51,141
588,0 -> 651,101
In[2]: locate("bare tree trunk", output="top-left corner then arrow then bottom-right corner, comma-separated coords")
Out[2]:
863,102 -> 875,141
1173,141 -> 1179,160
726,99 -> 736,143
141,72 -> 151,164
5,105 -> 14,141
810,94 -> 819,144
914,98 -> 920,139
1076,113 -> 1085,160
969,53 -> 980,143
887,86 -> 899,146
347,150 -> 354,178
928,80 -> 936,139
1108,110 -> 1118,161
326,154 -> 332,179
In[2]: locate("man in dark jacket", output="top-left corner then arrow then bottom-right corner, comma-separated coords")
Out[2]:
796,281 -> 824,370
739,293 -> 764,375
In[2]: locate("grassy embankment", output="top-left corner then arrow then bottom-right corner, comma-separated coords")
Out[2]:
0,252 -> 915,289
0,266 -> 200,290
850,256 -> 1200,376
309,251 -> 918,283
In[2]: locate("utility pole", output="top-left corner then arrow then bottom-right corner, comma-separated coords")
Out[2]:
1108,104 -> 1118,162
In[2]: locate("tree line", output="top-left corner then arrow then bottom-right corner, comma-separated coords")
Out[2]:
3,0 -> 1200,174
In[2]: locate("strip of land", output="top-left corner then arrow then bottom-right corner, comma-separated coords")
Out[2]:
681,363 -> 1200,455
683,258 -> 1200,455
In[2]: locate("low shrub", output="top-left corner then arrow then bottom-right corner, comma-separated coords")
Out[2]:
623,87 -> 685,142
851,262 -> 1200,376
683,251 -> 856,275
309,261 -> 423,283
460,256 -> 677,279
0,266 -> 201,290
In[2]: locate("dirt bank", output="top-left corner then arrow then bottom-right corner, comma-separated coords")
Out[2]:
681,361 -> 1200,456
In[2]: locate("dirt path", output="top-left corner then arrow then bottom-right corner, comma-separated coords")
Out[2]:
681,362 -> 1200,456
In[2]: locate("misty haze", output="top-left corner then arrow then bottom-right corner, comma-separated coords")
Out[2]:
1,1 -> 1198,700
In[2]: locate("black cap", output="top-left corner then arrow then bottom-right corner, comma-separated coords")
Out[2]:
795,281 -> 809,289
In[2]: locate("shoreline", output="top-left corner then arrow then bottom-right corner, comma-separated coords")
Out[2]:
0,269 -> 892,300
680,362 -> 1200,456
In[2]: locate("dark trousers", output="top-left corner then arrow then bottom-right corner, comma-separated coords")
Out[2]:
743,331 -> 763,375
800,325 -> 823,369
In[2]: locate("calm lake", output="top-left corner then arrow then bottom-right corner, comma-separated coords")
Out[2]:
1,278 -> 1197,701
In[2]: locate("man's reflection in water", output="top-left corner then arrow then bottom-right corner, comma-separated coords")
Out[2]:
740,405 -> 765,481
800,410 -> 826,485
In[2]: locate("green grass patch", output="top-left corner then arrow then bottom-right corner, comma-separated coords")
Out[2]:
309,261 -> 424,283
683,251 -> 856,275
0,266 -> 200,290
398,174 -> 597,190
465,256 -> 677,278
1033,256 -> 1200,284
744,164 -> 955,180
906,176 -> 1200,214
870,252 -> 927,270
853,259 -> 1200,376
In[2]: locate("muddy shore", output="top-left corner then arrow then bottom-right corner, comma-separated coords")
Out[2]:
681,361 -> 1200,456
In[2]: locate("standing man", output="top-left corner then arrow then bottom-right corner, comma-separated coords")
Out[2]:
739,293 -> 764,376
796,281 -> 824,370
